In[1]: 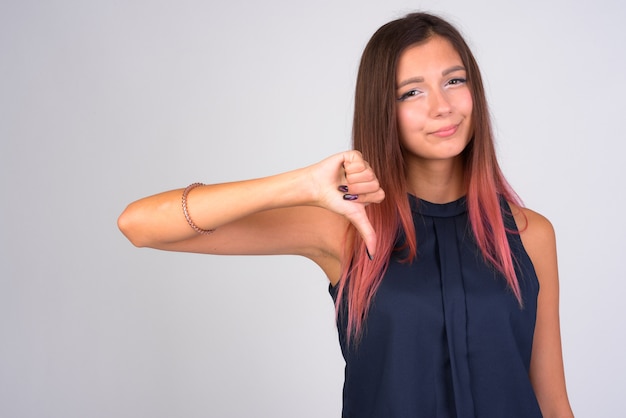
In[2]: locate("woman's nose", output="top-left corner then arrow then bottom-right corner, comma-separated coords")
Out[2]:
429,89 -> 452,117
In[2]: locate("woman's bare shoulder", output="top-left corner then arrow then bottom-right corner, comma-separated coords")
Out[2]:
508,202 -> 557,274
509,203 -> 554,237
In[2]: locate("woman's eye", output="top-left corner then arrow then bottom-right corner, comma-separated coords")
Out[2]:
398,90 -> 420,101
447,77 -> 467,86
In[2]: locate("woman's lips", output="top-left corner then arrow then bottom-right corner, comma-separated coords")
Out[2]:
431,124 -> 459,137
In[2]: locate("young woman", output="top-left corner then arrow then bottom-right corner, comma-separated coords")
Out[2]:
118,12 -> 573,418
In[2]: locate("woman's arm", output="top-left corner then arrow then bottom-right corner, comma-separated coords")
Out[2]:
516,207 -> 574,418
117,151 -> 384,278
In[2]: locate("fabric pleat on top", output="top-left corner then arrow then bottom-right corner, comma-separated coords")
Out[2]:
330,195 -> 543,418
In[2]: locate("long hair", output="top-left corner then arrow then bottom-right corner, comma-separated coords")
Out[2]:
335,12 -> 522,343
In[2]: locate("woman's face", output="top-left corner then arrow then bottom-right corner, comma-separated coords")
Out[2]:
395,36 -> 473,164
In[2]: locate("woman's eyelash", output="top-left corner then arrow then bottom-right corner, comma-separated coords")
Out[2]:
397,90 -> 419,101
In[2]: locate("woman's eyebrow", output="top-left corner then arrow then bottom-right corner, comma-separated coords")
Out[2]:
442,65 -> 466,76
397,76 -> 424,89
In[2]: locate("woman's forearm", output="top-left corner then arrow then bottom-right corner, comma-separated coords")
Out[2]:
117,167 -> 313,248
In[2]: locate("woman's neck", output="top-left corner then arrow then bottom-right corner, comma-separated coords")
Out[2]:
404,156 -> 466,204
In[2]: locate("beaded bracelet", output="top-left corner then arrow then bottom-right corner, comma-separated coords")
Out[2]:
181,183 -> 215,235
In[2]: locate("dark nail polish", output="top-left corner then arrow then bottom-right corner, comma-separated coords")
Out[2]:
338,185 -> 349,193
366,247 -> 374,261
343,194 -> 358,201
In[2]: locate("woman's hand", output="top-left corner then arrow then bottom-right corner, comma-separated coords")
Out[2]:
308,151 -> 385,256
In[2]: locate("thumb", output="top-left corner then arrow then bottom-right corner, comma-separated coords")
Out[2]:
345,206 -> 377,260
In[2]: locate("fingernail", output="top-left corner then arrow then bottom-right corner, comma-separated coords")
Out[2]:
343,194 -> 358,201
366,247 -> 374,261
338,185 -> 349,193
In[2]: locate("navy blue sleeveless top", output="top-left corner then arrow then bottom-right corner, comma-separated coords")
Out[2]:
330,195 -> 542,417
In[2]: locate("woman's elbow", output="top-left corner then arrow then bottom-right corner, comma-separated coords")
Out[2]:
117,204 -> 150,248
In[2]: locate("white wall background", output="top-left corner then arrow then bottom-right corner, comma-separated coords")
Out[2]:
1,0 -> 624,416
